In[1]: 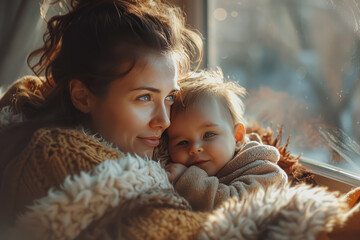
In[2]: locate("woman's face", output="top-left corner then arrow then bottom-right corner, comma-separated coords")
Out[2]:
90,53 -> 178,158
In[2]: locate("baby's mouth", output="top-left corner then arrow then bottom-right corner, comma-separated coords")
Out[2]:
190,160 -> 210,167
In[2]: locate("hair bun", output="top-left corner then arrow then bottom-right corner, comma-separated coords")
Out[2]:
44,0 -> 162,11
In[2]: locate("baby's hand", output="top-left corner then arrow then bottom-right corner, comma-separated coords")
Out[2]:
165,163 -> 187,183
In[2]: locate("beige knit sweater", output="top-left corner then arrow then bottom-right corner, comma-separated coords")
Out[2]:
0,127 -> 122,223
174,141 -> 288,211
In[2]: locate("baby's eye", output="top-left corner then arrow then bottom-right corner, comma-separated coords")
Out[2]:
137,94 -> 151,102
204,132 -> 216,138
177,140 -> 188,146
165,94 -> 176,102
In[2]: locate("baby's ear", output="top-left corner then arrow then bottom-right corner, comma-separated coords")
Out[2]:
234,123 -> 246,151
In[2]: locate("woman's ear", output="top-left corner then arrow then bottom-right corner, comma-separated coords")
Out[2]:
234,123 -> 246,151
69,79 -> 94,113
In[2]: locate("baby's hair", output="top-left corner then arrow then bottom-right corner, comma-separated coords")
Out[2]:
172,68 -> 247,126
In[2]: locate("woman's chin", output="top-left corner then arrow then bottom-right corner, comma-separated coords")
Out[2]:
134,149 -> 154,159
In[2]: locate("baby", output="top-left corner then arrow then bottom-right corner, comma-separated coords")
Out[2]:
163,69 -> 288,211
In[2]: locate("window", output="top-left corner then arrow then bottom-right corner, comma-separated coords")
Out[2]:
207,0 -> 360,176
0,0 -> 61,87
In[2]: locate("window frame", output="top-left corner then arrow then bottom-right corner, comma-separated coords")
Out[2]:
179,0 -> 360,192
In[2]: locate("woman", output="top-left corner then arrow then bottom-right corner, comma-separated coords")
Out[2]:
0,0 -> 202,227
0,1 -> 357,239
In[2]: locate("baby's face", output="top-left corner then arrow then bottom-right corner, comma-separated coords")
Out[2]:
167,99 -> 238,176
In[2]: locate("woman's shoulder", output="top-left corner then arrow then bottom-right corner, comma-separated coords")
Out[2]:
29,127 -> 122,161
0,75 -> 48,115
7,151 -> 195,240
0,126 -> 123,222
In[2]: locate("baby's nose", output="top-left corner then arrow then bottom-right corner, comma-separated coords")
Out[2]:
189,144 -> 204,155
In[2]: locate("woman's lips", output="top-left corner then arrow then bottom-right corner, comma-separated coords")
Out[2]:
137,137 -> 160,147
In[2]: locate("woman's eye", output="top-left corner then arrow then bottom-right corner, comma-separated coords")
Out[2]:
165,94 -> 175,102
177,140 -> 188,146
204,132 -> 216,138
137,94 -> 151,102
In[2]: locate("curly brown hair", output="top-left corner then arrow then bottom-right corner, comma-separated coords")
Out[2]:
19,0 -> 202,123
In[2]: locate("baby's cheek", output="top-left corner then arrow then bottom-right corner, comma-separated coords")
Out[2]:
171,150 -> 188,165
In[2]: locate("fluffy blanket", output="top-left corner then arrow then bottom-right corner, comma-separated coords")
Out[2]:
2,154 -> 351,240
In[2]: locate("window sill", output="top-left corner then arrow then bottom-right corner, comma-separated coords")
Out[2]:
300,157 -> 360,193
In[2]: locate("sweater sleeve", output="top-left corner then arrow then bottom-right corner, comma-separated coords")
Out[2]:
174,166 -> 221,211
216,159 -> 288,206
216,141 -> 288,207
0,127 -> 122,223
174,141 -> 288,211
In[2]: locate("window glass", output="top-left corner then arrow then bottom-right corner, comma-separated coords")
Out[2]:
0,1 -> 65,87
208,0 -> 360,174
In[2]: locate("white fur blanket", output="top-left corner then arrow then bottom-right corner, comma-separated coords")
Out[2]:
1,154 -> 346,240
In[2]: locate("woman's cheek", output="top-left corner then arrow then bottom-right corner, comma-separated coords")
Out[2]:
123,107 -> 152,129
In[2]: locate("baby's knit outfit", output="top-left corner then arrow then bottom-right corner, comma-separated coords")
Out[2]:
173,141 -> 288,211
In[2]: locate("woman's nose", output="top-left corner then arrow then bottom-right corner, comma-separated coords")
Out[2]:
189,144 -> 204,155
149,103 -> 170,130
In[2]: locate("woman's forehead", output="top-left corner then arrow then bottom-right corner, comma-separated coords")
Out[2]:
143,52 -> 177,72
109,53 -> 178,92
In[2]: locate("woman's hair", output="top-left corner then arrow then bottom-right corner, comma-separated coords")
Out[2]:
16,0 -> 202,123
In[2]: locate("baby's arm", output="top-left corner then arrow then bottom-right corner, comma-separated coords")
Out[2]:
173,161 -> 287,211
214,141 -> 288,208
173,166 -> 220,211
216,159 -> 288,204
165,163 -> 188,183
172,141 -> 288,211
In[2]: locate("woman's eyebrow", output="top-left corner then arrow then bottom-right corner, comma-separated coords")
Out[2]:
131,87 -> 160,92
131,87 -> 180,93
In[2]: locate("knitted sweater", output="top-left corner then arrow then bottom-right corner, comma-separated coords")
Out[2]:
0,127 -> 122,223
174,141 -> 288,211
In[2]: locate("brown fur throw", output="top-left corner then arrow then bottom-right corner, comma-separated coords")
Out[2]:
246,123 -> 316,186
